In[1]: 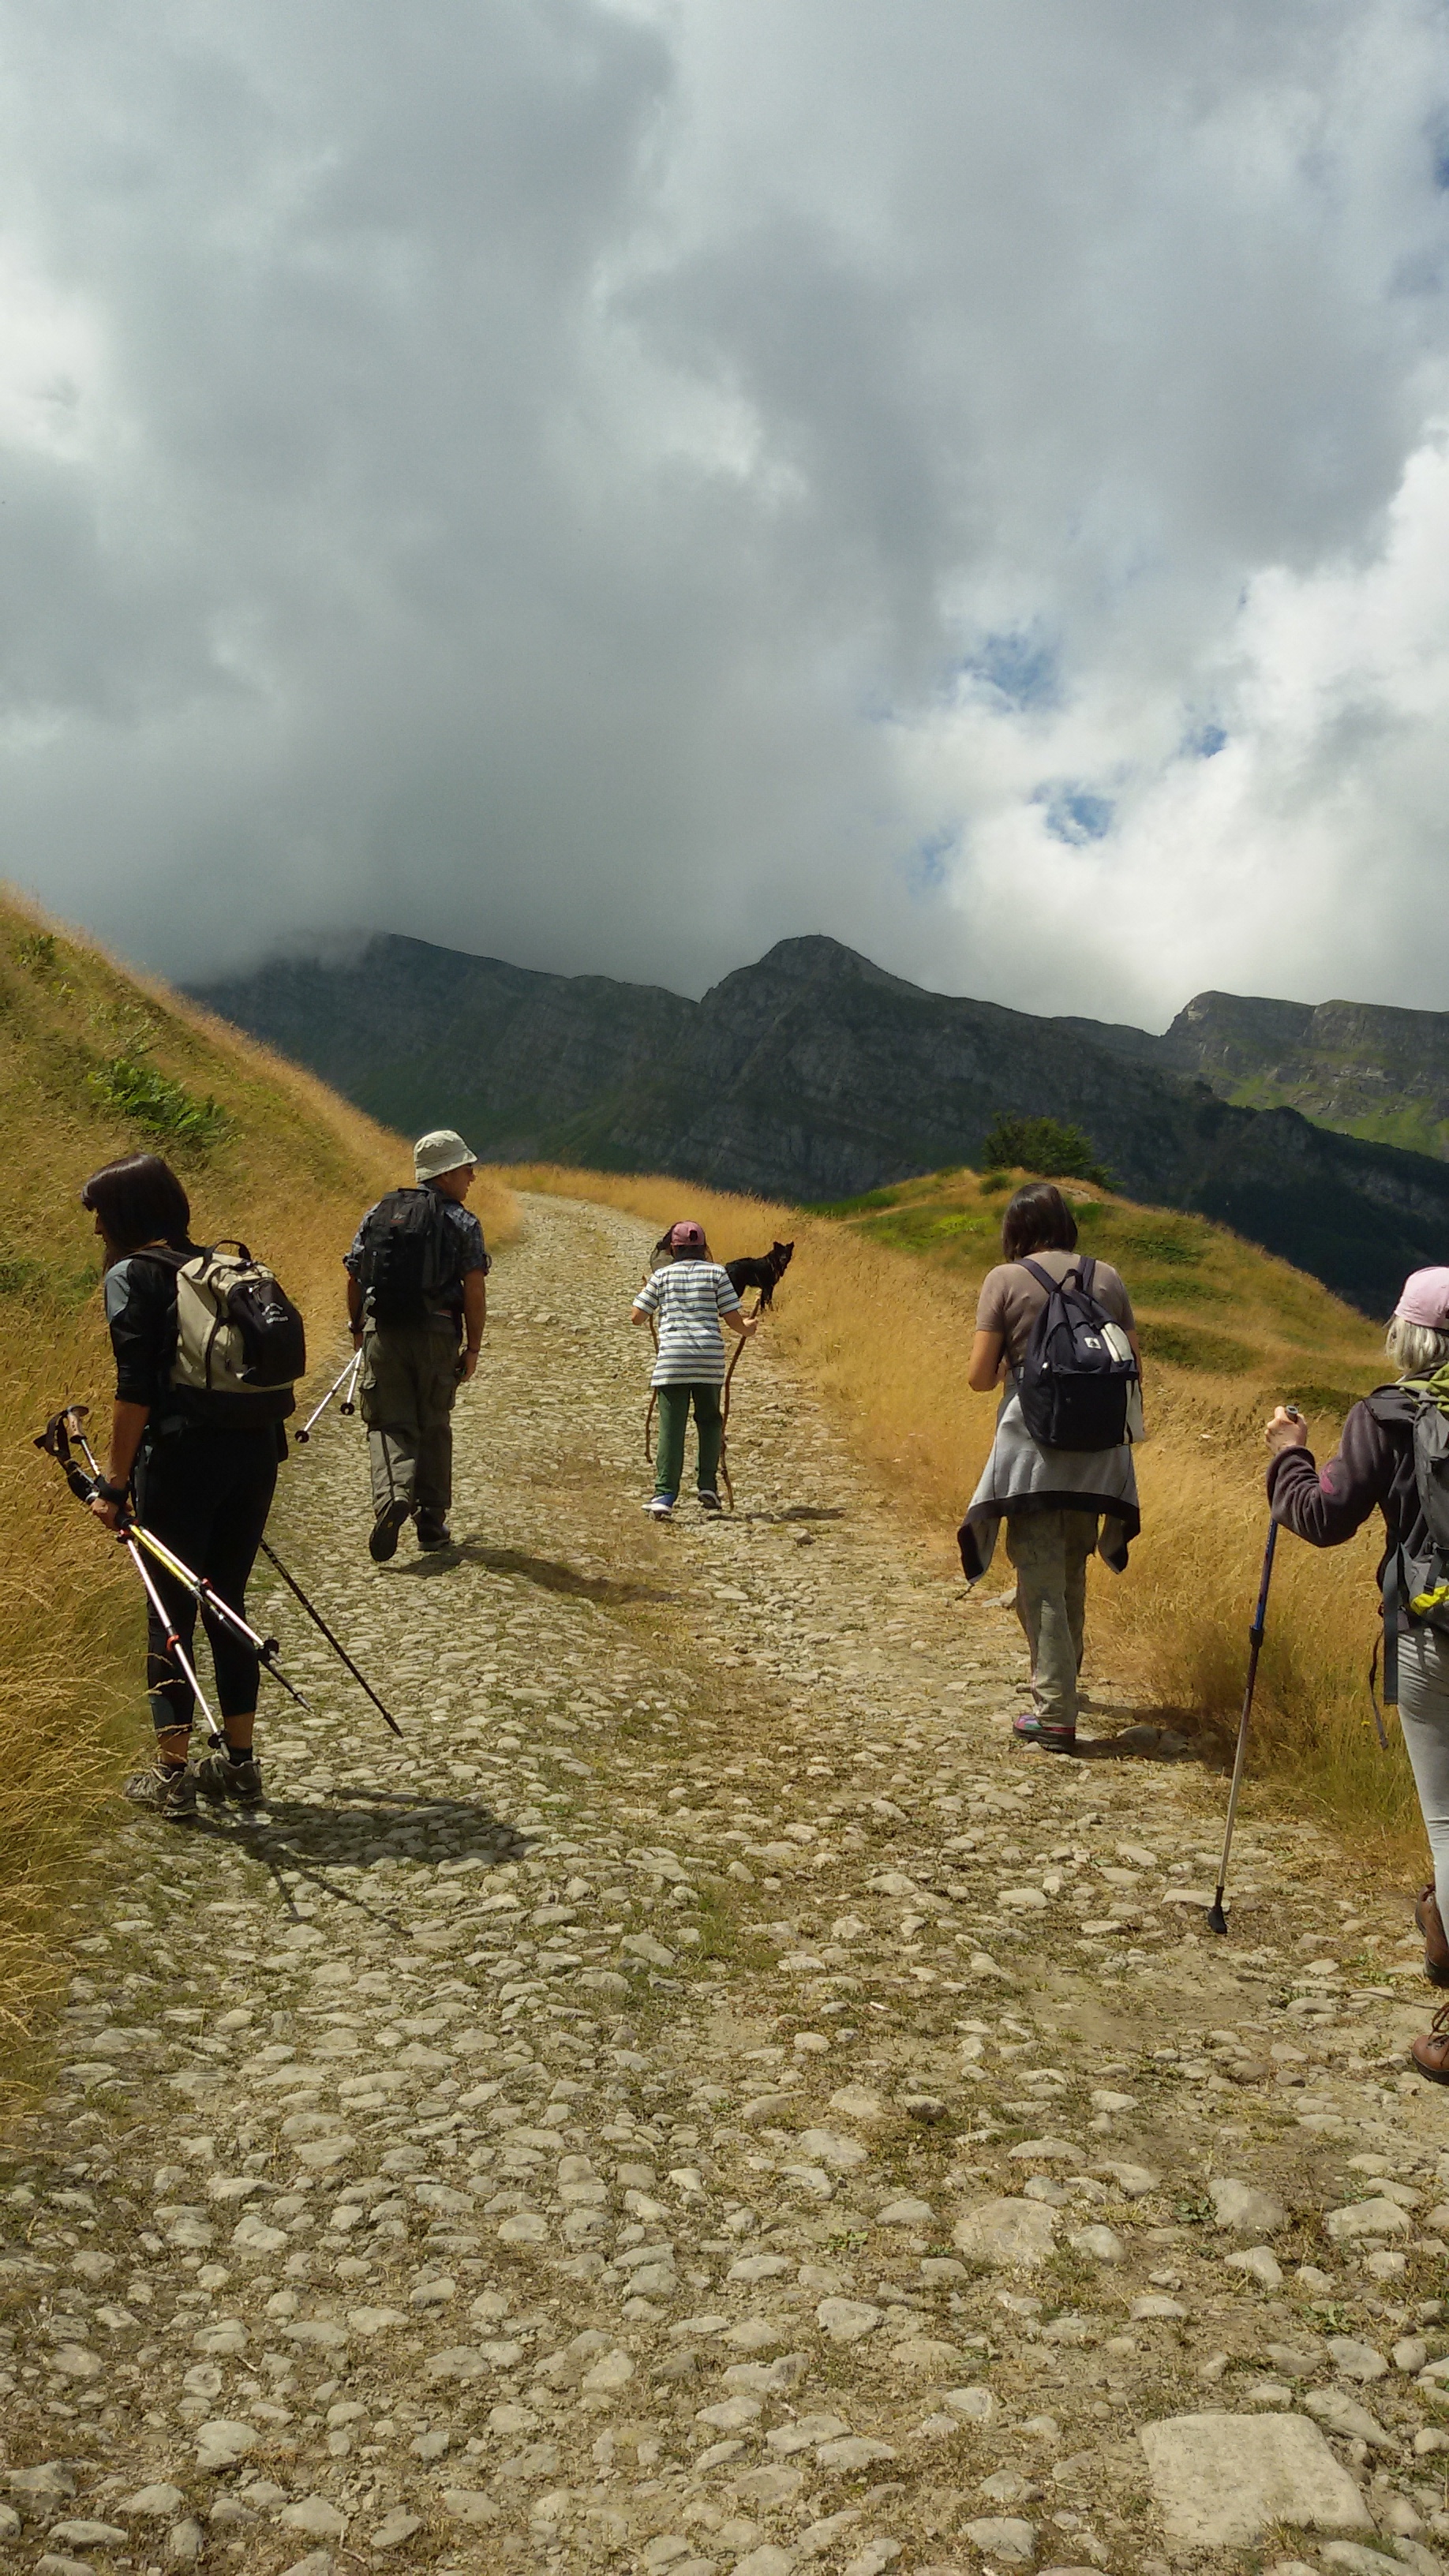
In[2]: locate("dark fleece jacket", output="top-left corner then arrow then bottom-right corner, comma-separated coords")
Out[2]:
1266,1384 -> 1425,1588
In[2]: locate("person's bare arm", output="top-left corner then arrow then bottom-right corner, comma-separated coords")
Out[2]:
968,1329 -> 1007,1392
724,1309 -> 757,1339
459,1269 -> 487,1382
90,1400 -> 150,1527
347,1274 -> 365,1339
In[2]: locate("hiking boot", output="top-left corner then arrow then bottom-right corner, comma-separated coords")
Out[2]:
1013,1711 -> 1076,1754
645,1496 -> 674,1521
369,1499 -> 410,1562
416,1512 -> 453,1550
195,1748 -> 265,1807
125,1761 -> 197,1822
698,1489 -> 723,1514
1412,2002 -> 1449,2082
1416,1883 -> 1449,1988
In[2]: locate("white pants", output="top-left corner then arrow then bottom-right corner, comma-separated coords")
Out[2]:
1398,1624 -> 1449,1930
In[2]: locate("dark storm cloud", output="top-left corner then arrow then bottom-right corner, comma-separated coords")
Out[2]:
3,1 -> 1449,1017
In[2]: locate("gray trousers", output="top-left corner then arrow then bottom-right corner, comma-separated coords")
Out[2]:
359,1324 -> 461,1518
1397,1624 -> 1449,1931
1005,1508 -> 1100,1728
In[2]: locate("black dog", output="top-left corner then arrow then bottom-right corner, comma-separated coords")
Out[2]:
724,1241 -> 794,1309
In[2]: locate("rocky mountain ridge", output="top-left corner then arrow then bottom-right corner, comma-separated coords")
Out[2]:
190,933 -> 1449,1312
1071,990 -> 1449,1162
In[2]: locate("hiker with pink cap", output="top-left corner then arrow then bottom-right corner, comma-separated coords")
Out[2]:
1266,1265 -> 1449,2083
631,1220 -> 755,1521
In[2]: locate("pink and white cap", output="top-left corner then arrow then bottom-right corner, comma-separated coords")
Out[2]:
1394,1267 -> 1449,1327
668,1219 -> 706,1249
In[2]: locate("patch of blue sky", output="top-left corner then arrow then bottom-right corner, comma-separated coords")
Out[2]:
1037,782 -> 1114,845
906,826 -> 957,897
960,627 -> 1061,713
1432,118 -> 1449,192
1183,721 -> 1226,759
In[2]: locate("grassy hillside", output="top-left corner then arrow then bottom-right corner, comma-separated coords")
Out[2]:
0,892 -> 515,2110
515,1159 -> 1414,1870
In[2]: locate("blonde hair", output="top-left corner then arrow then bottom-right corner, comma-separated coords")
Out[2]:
1386,1316 -> 1449,1376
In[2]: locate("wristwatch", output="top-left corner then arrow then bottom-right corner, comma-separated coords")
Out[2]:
94,1479 -> 129,1505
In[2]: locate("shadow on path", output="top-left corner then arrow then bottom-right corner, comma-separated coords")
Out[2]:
391,1538 -> 680,1605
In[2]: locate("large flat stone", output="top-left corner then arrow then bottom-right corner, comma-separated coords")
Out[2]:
1139,2412 -> 1372,2547
953,2197 -> 1057,2269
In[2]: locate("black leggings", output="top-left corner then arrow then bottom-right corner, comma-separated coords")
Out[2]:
133,1428 -> 279,1731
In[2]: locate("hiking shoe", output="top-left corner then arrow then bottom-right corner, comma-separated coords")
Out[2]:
1013,1711 -> 1076,1754
416,1513 -> 453,1550
1417,1883 -> 1449,1988
1412,2003 -> 1449,2082
195,1749 -> 265,1807
125,1761 -> 197,1822
698,1489 -> 723,1514
369,1499 -> 410,1562
645,1496 -> 675,1521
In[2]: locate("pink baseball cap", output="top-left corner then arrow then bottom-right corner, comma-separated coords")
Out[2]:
669,1220 -> 706,1250
1394,1267 -> 1449,1327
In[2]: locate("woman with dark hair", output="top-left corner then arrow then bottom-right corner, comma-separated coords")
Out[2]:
81,1151 -> 285,1822
959,1181 -> 1142,1752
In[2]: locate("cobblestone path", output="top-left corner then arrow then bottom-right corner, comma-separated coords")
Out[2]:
6,1193 -> 1449,2576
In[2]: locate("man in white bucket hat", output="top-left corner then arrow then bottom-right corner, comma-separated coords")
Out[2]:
344,1130 -> 489,1558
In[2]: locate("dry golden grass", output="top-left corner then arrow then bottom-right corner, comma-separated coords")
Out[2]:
0,889 -> 515,2110
512,1159 -> 1417,1872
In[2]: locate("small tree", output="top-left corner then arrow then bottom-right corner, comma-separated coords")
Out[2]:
980,1114 -> 1109,1188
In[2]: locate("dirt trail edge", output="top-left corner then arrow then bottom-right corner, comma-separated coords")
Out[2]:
6,1191 -> 1449,2576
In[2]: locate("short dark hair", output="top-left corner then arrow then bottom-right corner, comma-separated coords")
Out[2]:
1002,1181 -> 1078,1263
81,1153 -> 191,1256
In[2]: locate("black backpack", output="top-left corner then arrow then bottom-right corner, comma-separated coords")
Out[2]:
358,1189 -> 452,1328
1014,1256 -> 1139,1452
1373,1384 -> 1449,1706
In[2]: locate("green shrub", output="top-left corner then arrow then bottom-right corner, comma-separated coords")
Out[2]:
86,1054 -> 227,1148
980,1114 -> 1110,1187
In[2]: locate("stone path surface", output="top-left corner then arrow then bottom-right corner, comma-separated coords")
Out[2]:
6,1191 -> 1449,2576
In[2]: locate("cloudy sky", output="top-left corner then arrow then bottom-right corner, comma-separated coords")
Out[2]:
5,0 -> 1449,1025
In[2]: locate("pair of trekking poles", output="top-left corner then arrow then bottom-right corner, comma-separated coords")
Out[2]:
35,1404 -> 402,1746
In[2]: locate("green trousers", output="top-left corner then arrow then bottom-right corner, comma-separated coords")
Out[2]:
359,1324 -> 461,1518
653,1382 -> 724,1498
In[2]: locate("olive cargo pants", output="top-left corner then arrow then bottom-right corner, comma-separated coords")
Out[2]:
1004,1508 -> 1099,1730
360,1324 -> 461,1519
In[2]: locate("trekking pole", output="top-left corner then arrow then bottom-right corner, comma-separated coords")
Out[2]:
257,1540 -> 404,1738
1206,1515 -> 1281,1937
339,1348 -> 362,1414
296,1350 -> 361,1444
119,1530 -> 228,1751
38,1406 -> 310,1709
717,1295 -> 761,1513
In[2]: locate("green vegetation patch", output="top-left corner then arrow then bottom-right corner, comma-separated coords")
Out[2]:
981,1112 -> 1110,1186
1138,1320 -> 1260,1373
85,1052 -> 228,1148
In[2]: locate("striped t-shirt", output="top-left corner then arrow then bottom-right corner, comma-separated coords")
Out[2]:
634,1260 -> 740,1386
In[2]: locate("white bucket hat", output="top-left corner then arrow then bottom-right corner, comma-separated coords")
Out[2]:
414,1128 -> 477,1182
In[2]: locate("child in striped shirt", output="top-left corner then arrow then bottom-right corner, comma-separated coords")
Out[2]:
631,1220 -> 756,1518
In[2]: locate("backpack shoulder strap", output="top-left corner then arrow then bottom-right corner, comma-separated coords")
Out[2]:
1019,1258 -> 1063,1294
124,1245 -> 187,1275
1077,1256 -> 1096,1296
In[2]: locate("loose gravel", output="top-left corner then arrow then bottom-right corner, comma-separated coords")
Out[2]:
6,1193 -> 1449,2576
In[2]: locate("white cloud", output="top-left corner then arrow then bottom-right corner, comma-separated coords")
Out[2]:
1,0 -> 1448,1020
